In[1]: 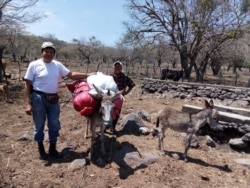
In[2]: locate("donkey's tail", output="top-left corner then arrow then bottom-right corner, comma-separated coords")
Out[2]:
156,117 -> 160,128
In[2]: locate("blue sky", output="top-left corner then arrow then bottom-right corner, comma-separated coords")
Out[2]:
26,0 -> 131,46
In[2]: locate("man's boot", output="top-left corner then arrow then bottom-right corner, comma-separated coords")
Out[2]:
38,142 -> 48,160
49,143 -> 63,158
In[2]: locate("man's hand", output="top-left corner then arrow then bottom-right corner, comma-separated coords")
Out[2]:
25,104 -> 32,115
122,88 -> 132,96
122,90 -> 129,96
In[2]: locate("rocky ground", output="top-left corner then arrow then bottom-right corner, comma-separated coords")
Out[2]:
0,62 -> 250,188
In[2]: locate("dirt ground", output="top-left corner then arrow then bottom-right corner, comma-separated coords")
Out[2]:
0,62 -> 250,188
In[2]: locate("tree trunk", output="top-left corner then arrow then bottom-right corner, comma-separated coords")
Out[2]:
0,47 -> 4,82
179,46 -> 190,80
193,53 -> 210,82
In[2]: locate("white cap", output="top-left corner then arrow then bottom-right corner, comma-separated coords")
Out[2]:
113,61 -> 123,66
41,42 -> 55,51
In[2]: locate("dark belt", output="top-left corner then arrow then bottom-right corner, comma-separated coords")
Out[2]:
32,90 -> 57,95
32,90 -> 59,104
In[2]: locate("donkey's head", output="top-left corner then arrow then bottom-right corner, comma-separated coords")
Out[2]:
93,84 -> 122,126
195,99 -> 223,131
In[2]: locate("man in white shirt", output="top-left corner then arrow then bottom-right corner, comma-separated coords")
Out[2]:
24,42 -> 95,160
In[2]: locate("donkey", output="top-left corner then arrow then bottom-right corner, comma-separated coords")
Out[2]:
152,99 -> 223,161
85,84 -> 122,159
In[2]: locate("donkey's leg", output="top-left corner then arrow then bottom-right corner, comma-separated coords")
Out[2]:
157,135 -> 160,149
159,127 -> 166,154
85,118 -> 89,138
157,133 -> 161,150
100,124 -> 106,155
184,127 -> 197,161
89,123 -> 96,159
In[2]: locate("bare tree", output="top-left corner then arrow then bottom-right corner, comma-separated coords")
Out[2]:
0,0 -> 41,82
73,36 -> 103,73
126,0 -> 250,81
0,0 -> 40,25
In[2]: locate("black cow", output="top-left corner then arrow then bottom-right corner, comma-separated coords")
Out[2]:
161,68 -> 183,81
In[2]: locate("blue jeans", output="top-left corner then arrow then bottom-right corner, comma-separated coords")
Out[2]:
31,92 -> 61,143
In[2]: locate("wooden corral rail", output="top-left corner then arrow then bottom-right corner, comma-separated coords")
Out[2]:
214,104 -> 250,116
218,111 -> 250,124
182,104 -> 250,125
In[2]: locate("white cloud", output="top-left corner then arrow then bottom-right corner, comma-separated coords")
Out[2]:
43,12 -> 53,18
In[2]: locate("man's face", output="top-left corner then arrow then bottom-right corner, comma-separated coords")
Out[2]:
42,48 -> 55,63
114,64 -> 122,74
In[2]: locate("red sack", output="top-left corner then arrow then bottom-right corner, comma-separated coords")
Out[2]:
66,81 -> 98,116
65,79 -> 84,93
112,96 -> 123,120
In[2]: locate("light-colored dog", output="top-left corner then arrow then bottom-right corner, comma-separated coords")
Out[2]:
0,84 -> 9,101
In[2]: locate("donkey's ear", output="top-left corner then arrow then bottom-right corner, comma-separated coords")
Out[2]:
111,89 -> 124,101
205,100 -> 211,109
209,99 -> 214,108
92,84 -> 104,96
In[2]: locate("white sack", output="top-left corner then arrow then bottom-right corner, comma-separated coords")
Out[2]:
87,72 -> 118,97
